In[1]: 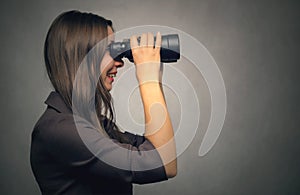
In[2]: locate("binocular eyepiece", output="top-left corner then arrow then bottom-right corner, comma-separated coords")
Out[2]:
109,34 -> 180,63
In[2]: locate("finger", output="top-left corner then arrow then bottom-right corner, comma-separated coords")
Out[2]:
148,32 -> 154,48
130,35 -> 139,49
140,33 -> 147,47
155,32 -> 161,49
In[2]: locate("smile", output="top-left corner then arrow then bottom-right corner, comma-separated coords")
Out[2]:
107,72 -> 117,78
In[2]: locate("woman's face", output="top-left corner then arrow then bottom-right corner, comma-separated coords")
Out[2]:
100,27 -> 124,91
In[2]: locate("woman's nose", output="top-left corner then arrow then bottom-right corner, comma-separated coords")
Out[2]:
114,59 -> 124,68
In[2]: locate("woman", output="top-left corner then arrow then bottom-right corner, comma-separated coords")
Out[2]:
30,10 -> 177,194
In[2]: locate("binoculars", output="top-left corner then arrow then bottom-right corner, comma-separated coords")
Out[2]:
109,34 -> 180,63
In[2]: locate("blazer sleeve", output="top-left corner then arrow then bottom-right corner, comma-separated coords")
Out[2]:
121,131 -> 147,148
37,114 -> 168,184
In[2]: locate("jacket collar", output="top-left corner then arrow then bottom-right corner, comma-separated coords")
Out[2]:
45,91 -> 72,114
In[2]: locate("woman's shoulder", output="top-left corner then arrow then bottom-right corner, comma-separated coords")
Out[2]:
32,91 -> 78,139
32,105 -> 75,140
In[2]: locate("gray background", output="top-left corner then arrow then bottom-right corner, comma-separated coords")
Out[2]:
1,0 -> 299,194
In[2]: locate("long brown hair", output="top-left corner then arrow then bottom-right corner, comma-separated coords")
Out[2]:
44,10 -> 123,140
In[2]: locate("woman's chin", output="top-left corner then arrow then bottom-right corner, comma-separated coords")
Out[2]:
104,76 -> 114,91
105,83 -> 112,91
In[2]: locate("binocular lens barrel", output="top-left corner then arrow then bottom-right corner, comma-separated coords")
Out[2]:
109,34 -> 180,63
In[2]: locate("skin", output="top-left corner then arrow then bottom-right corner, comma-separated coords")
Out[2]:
100,29 -> 177,178
100,27 -> 124,91
130,32 -> 177,178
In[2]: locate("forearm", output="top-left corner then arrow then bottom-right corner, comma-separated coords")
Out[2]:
130,32 -> 177,178
139,81 -> 177,178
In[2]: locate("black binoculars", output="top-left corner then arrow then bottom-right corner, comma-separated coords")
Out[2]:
109,34 -> 180,63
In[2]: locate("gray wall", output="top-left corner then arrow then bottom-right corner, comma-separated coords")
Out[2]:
1,0 -> 299,194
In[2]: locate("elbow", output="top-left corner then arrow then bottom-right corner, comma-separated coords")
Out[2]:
166,163 -> 177,178
165,158 -> 177,178
167,169 -> 177,178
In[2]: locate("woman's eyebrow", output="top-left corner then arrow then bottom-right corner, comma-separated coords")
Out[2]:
107,38 -> 114,44
108,40 -> 113,45
108,40 -> 115,47
106,42 -> 113,50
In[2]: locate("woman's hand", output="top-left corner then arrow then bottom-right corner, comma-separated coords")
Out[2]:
130,32 -> 162,84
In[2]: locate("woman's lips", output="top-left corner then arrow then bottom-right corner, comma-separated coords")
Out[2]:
107,71 -> 117,82
108,76 -> 114,82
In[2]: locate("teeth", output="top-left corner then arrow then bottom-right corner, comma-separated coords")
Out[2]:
107,73 -> 116,78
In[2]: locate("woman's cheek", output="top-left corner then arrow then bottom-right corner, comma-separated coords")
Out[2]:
100,52 -> 114,73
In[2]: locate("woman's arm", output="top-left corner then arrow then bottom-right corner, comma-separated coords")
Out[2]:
130,32 -> 177,178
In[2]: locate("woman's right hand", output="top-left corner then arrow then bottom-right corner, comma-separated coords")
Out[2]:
130,32 -> 162,84
130,32 -> 177,178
